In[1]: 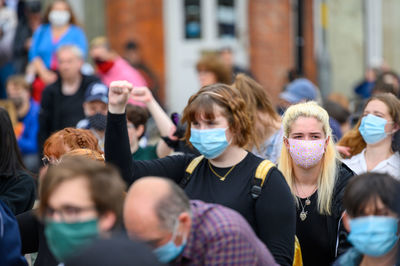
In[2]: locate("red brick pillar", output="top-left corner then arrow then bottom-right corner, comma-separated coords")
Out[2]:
105,0 -> 165,103
249,0 -> 295,104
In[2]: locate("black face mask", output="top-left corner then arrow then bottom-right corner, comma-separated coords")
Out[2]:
88,113 -> 107,131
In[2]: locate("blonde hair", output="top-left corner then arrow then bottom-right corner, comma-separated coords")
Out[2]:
278,101 -> 339,215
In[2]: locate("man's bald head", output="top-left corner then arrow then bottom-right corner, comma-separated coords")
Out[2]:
124,177 -> 191,242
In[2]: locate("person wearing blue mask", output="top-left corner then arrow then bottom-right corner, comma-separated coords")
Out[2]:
36,156 -> 125,264
105,80 -> 296,266
340,93 -> 400,180
124,177 -> 278,265
333,172 -> 400,266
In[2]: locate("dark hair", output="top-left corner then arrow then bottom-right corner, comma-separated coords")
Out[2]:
154,179 -> 191,231
323,99 -> 350,125
0,108 -> 26,177
344,172 -> 400,217
38,157 -> 126,226
372,71 -> 400,97
126,104 -> 149,139
125,40 -> 138,50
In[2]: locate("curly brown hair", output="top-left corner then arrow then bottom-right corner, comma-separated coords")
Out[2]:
43,128 -> 102,159
181,83 -> 252,147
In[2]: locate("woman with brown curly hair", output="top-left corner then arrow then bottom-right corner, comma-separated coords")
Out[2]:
105,80 -> 295,265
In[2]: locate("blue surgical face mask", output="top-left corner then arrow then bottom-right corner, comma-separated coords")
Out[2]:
153,221 -> 186,263
359,114 -> 389,144
189,128 -> 229,159
348,216 -> 399,257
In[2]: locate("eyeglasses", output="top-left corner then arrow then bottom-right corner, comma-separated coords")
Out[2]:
41,155 -> 60,166
45,204 -> 96,223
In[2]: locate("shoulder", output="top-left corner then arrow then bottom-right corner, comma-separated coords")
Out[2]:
190,200 -> 252,238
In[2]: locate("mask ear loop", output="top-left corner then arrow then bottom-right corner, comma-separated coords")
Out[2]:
171,218 -> 187,245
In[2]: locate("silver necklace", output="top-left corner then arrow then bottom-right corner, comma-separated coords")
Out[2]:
298,197 -> 310,221
295,183 -> 317,221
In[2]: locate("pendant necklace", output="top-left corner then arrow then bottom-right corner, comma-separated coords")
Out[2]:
208,161 -> 236,181
295,183 -> 318,221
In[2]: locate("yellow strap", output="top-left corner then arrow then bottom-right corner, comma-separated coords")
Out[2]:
185,155 -> 204,174
254,160 -> 275,186
293,235 -> 303,266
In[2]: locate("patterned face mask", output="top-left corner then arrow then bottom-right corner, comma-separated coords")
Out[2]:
287,138 -> 326,169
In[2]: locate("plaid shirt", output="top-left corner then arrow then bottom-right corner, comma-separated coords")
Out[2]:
173,200 -> 278,266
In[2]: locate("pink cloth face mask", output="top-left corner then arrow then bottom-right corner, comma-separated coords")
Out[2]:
287,138 -> 326,168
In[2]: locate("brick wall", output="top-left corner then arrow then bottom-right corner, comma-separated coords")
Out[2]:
249,0 -> 295,104
105,0 -> 165,103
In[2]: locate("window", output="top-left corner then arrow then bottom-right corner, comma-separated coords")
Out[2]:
217,0 -> 236,39
184,0 -> 202,39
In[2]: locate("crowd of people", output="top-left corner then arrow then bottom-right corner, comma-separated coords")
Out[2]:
1,0 -> 400,266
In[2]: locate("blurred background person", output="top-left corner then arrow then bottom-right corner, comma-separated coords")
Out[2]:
12,0 -> 42,75
371,70 -> 400,98
0,0 -> 17,99
27,0 -> 88,102
89,36 -> 147,88
278,77 -> 320,115
123,40 -> 161,104
339,93 -> 400,180
76,82 -> 108,151
38,45 -> 100,153
6,75 -> 40,172
127,86 -> 175,159
36,157 -> 125,263
334,172 -> 400,266
233,74 -> 283,163
219,46 -> 253,82
196,54 -> 231,87
278,101 -> 354,265
0,107 -> 35,215
323,99 -> 351,142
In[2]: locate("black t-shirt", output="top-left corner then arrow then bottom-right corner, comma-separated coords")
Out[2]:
296,192 -> 332,266
105,112 -> 296,266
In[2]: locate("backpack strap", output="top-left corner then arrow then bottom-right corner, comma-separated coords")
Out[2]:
179,155 -> 204,188
251,159 -> 275,199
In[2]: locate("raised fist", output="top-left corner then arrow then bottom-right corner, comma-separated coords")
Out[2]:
108,80 -> 133,114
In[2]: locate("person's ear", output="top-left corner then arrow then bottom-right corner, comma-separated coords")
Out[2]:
342,211 -> 350,233
135,124 -> 145,138
284,137 -> 290,150
174,212 -> 192,246
98,211 -> 117,233
325,136 -> 330,150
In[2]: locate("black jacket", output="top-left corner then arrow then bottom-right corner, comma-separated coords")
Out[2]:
328,162 -> 355,258
38,74 -> 100,153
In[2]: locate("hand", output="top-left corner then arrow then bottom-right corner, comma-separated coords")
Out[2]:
336,145 -> 351,158
130,86 -> 154,104
108,80 -> 133,114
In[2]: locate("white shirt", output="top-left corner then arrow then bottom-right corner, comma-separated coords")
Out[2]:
342,149 -> 400,180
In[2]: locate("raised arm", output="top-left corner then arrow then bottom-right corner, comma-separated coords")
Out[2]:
131,86 -> 174,158
105,81 -> 192,186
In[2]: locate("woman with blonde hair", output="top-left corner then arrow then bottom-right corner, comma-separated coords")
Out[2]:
232,74 -> 283,163
105,80 -> 295,265
278,101 -> 354,265
338,93 -> 400,179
